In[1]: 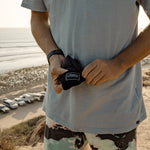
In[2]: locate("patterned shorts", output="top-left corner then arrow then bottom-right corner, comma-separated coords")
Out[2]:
44,117 -> 137,150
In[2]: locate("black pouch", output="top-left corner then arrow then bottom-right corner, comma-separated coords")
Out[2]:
58,55 -> 85,90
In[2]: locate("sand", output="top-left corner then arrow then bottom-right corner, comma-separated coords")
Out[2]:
0,62 -> 150,150
137,68 -> 150,150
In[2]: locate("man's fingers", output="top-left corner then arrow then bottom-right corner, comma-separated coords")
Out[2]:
95,76 -> 107,86
90,72 -> 105,85
51,69 -> 66,94
86,69 -> 102,84
52,78 -> 63,94
82,62 -> 97,78
54,83 -> 63,94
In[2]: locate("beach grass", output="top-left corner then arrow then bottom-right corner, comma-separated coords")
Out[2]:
0,115 -> 45,149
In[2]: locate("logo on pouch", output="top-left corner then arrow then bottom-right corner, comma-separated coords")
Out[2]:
65,72 -> 80,81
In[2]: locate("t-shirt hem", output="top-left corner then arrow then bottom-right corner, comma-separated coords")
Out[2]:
42,107 -> 147,134
21,2 -> 48,12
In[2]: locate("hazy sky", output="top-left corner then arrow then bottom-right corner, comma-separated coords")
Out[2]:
0,0 -> 30,28
0,0 -> 149,28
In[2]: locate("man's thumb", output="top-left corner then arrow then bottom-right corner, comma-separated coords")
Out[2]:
57,67 -> 68,75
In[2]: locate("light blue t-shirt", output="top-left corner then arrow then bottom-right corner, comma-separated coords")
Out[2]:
21,0 -> 150,134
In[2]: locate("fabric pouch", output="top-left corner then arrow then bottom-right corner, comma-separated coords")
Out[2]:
58,55 -> 85,90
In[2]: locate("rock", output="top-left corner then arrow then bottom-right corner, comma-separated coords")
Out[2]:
0,81 -> 7,86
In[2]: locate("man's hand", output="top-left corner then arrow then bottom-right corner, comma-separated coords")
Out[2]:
82,59 -> 125,86
82,16 -> 150,86
49,55 -> 68,93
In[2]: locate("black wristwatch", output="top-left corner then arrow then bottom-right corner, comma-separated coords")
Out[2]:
47,49 -> 64,64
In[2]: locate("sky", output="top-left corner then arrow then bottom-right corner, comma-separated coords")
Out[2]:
0,0 -> 149,28
0,0 -> 30,28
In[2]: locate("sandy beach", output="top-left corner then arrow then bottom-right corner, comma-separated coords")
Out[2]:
0,60 -> 150,150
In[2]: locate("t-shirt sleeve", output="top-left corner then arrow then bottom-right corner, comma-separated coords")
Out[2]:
21,0 -> 47,12
140,0 -> 150,15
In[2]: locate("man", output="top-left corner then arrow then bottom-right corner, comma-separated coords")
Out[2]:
21,0 -> 150,149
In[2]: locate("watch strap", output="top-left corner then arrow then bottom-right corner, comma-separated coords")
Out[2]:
47,49 -> 64,64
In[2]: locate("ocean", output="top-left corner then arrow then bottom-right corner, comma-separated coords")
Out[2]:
0,28 -> 47,74
0,28 -> 149,74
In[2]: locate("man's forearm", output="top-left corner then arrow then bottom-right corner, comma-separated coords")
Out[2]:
113,23 -> 150,71
31,11 -> 58,55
